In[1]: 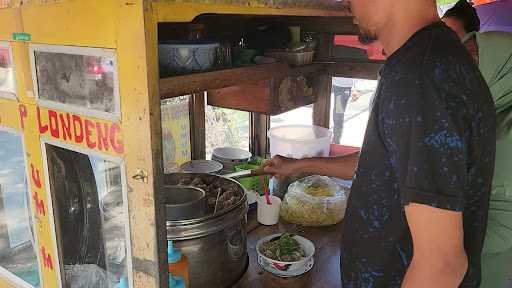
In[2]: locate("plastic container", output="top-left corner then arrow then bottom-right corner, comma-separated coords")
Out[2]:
257,196 -> 281,226
169,275 -> 185,288
264,50 -> 315,66
168,241 -> 189,287
280,176 -> 349,227
285,51 -> 315,66
268,125 -> 332,159
115,277 -> 128,288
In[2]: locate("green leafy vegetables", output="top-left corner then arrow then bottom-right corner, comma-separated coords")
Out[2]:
259,234 -> 305,262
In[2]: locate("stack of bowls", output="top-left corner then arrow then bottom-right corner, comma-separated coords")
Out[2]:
212,147 -> 252,174
180,160 -> 223,174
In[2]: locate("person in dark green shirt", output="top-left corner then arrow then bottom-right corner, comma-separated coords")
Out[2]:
444,1 -> 512,287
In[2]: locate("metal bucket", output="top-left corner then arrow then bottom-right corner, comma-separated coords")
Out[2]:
164,173 -> 248,288
164,186 -> 206,221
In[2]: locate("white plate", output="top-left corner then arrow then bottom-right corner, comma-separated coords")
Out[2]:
258,254 -> 314,278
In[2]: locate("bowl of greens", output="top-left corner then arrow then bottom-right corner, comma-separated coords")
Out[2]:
256,233 -> 315,272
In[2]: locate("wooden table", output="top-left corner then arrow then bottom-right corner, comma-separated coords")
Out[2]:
234,210 -> 344,288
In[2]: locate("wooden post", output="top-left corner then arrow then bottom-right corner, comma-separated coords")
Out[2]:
316,32 -> 334,62
251,113 -> 270,158
190,92 -> 206,160
313,75 -> 332,128
119,3 -> 168,287
313,32 -> 334,128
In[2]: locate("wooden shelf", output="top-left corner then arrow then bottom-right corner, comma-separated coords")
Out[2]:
326,61 -> 383,80
159,62 -> 325,99
151,1 -> 350,23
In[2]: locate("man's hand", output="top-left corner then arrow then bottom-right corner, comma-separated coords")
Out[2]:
263,156 -> 300,179
402,203 -> 468,288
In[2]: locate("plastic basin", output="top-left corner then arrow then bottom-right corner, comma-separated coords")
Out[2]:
268,125 -> 332,159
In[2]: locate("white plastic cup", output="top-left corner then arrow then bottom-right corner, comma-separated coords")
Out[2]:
257,196 -> 281,226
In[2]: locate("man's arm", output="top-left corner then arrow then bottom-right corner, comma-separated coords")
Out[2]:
402,204 -> 468,288
263,152 -> 359,180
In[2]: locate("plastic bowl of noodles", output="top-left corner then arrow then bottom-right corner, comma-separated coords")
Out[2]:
256,233 -> 315,272
280,175 -> 349,227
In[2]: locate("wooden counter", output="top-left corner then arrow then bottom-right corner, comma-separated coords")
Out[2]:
235,210 -> 512,288
234,210 -> 343,288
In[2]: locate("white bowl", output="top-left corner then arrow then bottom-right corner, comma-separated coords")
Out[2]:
180,160 -> 223,174
256,234 -> 315,272
159,41 -> 219,75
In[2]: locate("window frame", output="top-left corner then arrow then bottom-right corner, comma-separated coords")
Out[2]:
0,126 -> 42,288
29,44 -> 121,122
40,137 -> 134,288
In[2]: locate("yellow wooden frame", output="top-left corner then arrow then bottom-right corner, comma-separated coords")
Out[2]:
0,1 -> 347,287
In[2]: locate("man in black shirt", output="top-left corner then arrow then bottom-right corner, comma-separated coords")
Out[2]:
263,0 -> 496,287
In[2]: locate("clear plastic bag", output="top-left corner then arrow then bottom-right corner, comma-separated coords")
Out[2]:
280,175 -> 349,226
64,264 -> 118,288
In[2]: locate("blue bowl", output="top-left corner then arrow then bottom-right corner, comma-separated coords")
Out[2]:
159,41 -> 219,75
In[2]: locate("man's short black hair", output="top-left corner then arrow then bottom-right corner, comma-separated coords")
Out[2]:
443,0 -> 481,33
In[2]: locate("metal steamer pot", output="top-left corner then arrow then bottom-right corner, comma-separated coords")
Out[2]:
164,172 -> 249,288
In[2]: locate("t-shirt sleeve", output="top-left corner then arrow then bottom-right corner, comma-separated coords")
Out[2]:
380,75 -> 468,211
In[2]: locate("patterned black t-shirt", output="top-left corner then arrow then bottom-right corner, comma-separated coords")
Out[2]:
341,23 -> 496,288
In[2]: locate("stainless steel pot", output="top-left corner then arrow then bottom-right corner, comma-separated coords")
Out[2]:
164,173 -> 248,288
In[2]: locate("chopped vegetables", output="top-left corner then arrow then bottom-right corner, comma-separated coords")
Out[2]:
259,234 -> 305,262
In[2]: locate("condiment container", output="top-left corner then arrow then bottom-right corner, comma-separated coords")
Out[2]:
168,240 -> 189,287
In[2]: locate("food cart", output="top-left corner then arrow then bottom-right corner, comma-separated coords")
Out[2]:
0,1 -> 381,287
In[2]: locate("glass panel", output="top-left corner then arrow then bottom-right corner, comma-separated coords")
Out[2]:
0,43 -> 16,98
0,131 -> 40,287
330,77 -> 378,147
205,105 -> 250,160
45,145 -> 127,287
162,96 -> 191,174
270,104 -> 314,127
33,49 -> 117,114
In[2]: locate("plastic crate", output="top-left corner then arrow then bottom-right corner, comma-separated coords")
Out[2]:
234,159 -> 269,196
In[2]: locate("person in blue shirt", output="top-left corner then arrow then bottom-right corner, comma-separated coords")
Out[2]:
264,0 -> 496,286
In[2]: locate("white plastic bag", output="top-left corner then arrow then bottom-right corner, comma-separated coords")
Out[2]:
280,175 -> 349,226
